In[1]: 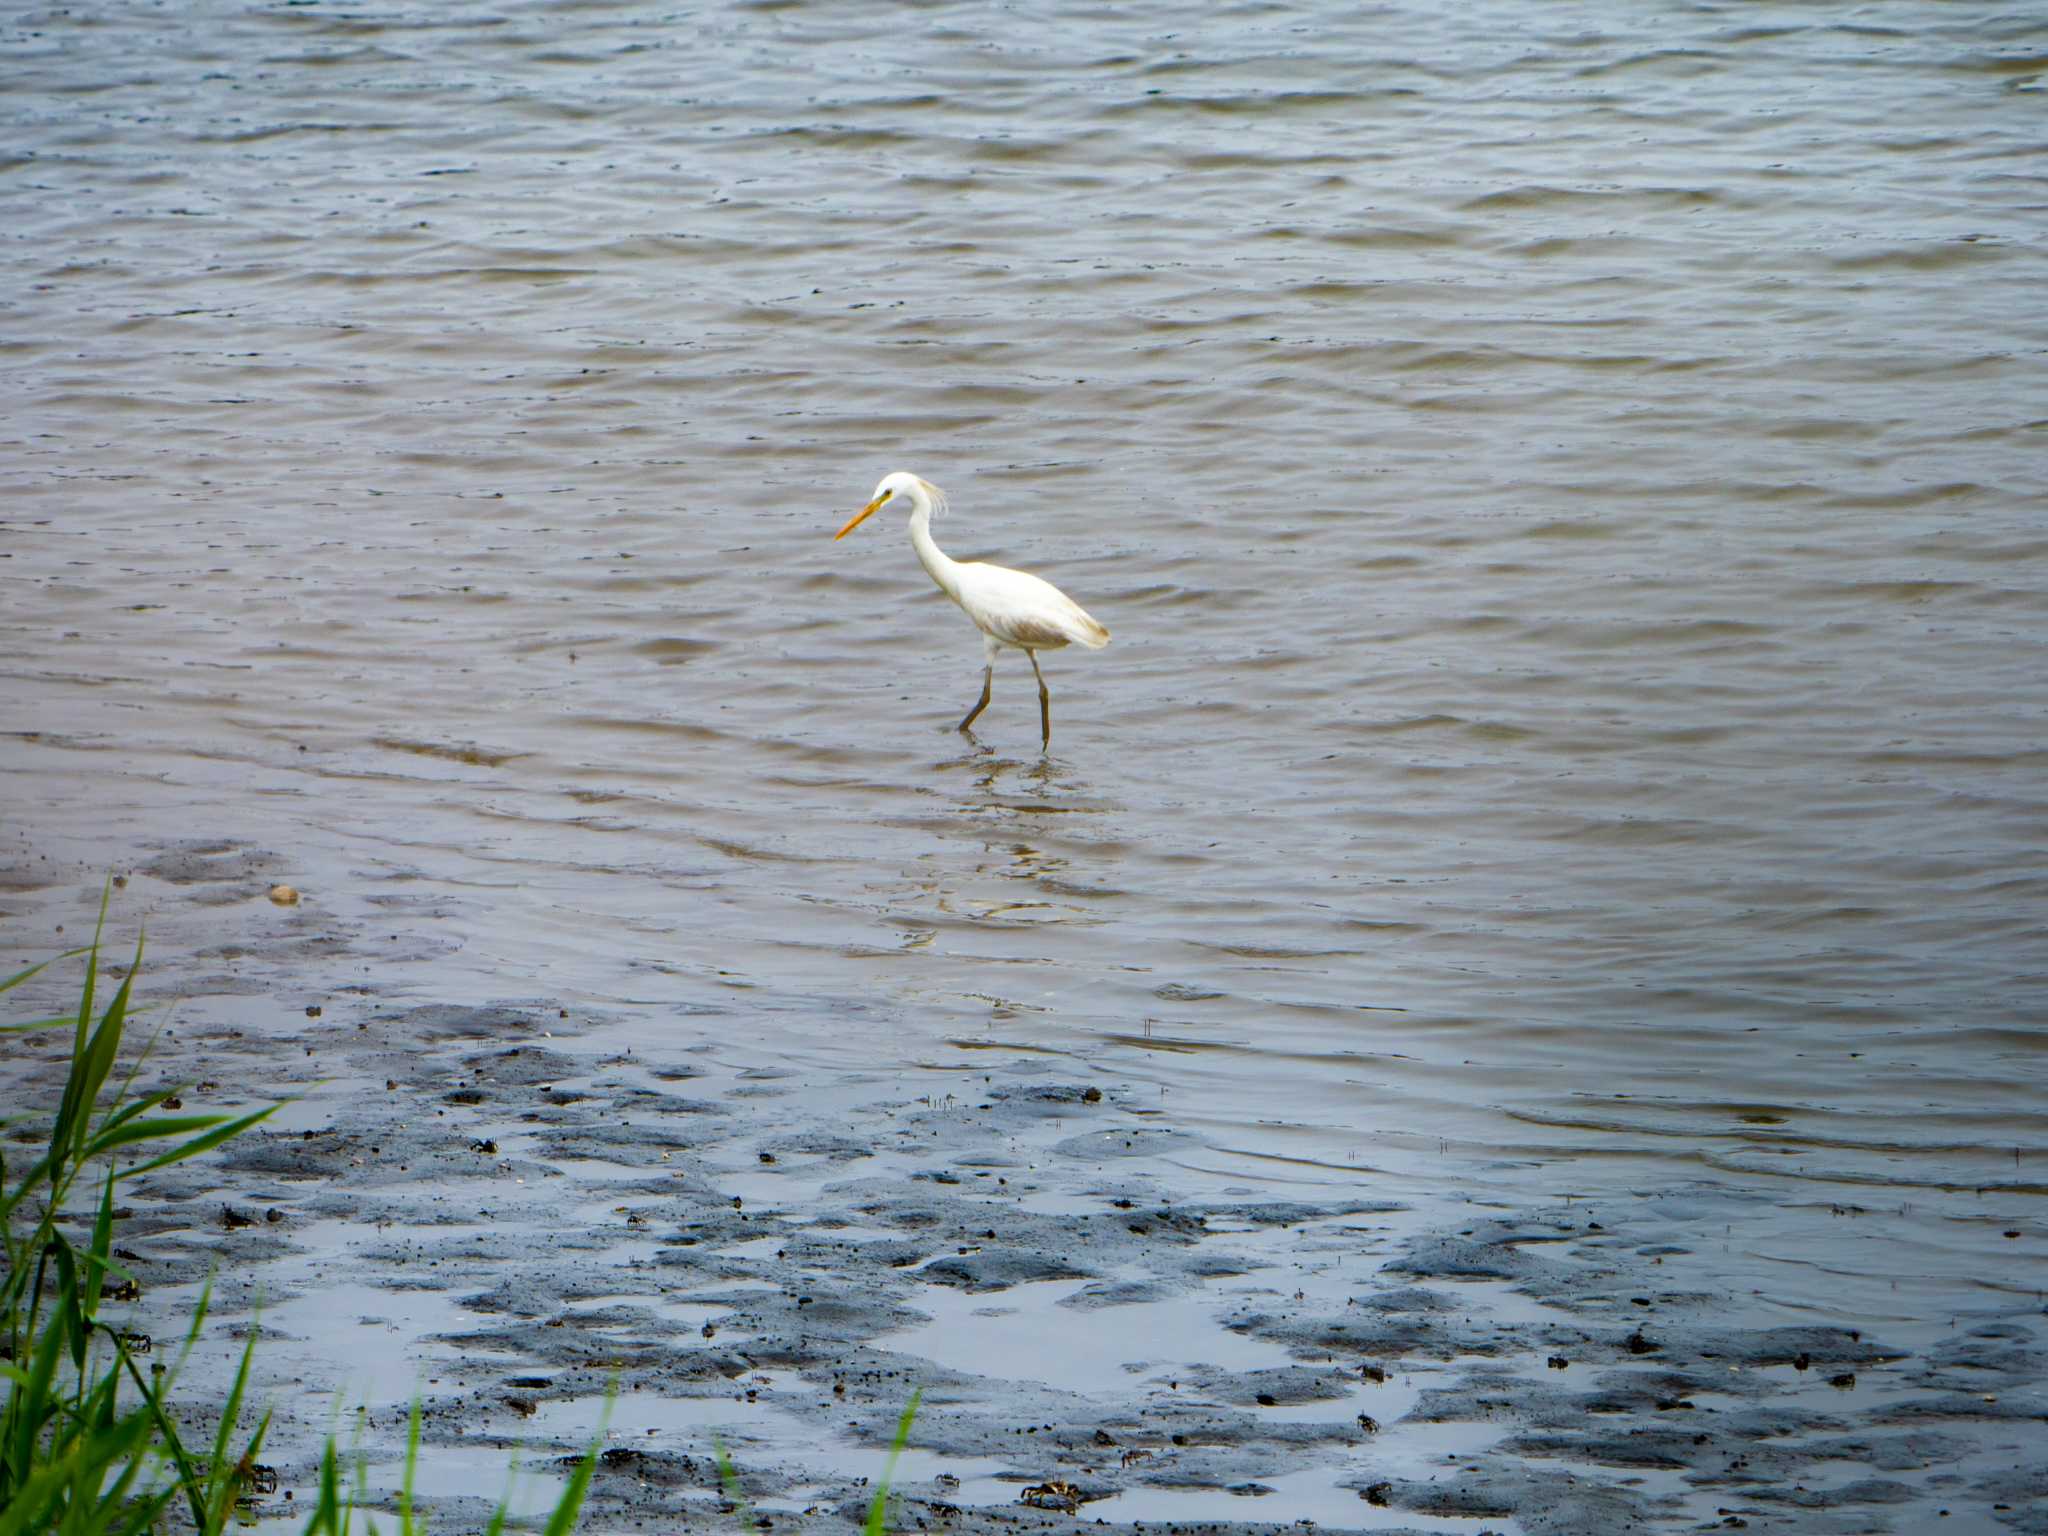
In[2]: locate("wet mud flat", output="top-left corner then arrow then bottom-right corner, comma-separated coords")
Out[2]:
2,851 -> 2043,1535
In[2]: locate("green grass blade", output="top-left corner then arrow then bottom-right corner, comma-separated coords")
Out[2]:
83,1360 -> 121,1437
399,1396 -> 422,1536
540,1439 -> 599,1536
83,1112 -> 237,1163
0,1150 -> 54,1225
523,1390 -> 610,1536
115,1324 -> 210,1531
712,1436 -> 751,1528
8,1310 -> 65,1485
863,1388 -> 922,1536
89,1448 -> 174,1536
0,949 -> 85,996
89,1082 -> 193,1141
0,1411 -> 153,1536
88,1438 -> 149,1525
202,1325 -> 261,1532
66,953 -> 139,1164
48,1239 -> 87,1373
49,935 -> 101,1175
181,1272 -> 215,1354
84,1167 -> 115,1320
0,1014 -> 74,1036
210,1405 -> 272,1535
305,1436 -> 343,1536
117,1103 -> 285,1179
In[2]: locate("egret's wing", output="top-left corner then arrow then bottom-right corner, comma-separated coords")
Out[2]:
956,563 -> 1110,650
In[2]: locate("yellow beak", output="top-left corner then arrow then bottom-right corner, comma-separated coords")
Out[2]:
834,495 -> 888,541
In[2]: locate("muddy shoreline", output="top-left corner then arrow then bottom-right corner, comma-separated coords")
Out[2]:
3,849 -> 2043,1535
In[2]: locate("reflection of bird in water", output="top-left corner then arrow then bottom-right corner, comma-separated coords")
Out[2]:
835,471 -> 1110,750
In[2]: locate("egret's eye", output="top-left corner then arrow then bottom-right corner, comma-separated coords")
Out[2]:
880,489 -> 893,501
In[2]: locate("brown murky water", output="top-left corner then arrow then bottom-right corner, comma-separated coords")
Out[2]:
5,0 -> 2046,1360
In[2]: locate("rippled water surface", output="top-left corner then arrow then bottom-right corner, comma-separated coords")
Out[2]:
5,0 -> 2046,1330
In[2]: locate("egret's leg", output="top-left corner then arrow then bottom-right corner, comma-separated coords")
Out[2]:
960,637 -> 998,732
959,668 -> 992,732
1028,650 -> 1051,750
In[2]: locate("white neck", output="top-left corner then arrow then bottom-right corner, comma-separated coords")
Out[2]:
905,483 -> 963,600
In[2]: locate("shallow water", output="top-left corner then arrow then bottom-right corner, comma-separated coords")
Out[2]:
4,0 -> 2045,1353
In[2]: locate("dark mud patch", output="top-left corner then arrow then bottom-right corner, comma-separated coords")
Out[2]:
137,839 -> 284,890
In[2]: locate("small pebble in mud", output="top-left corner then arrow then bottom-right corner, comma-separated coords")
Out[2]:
265,1208 -> 284,1224
268,884 -> 298,906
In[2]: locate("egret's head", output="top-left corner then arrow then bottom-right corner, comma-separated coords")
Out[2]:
834,470 -> 929,540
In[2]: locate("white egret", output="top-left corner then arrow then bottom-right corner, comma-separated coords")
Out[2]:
834,471 -> 1110,750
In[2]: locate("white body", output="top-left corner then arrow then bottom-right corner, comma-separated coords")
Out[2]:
911,506 -> 1110,656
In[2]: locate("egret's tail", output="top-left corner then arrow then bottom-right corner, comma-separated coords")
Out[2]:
1075,613 -> 1110,649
